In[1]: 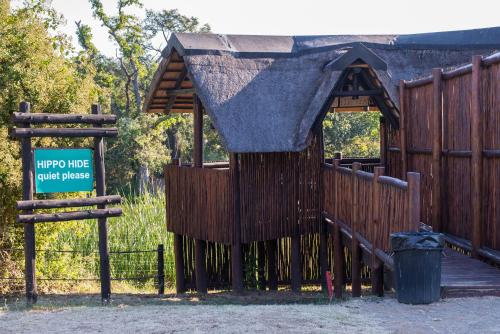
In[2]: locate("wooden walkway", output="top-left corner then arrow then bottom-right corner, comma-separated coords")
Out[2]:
441,248 -> 500,297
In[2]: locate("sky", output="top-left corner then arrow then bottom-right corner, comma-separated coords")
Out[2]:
13,0 -> 500,56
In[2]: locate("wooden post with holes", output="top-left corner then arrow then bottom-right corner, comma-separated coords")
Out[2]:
471,55 -> 483,258
371,166 -> 385,296
351,162 -> 361,297
230,153 -> 243,293
20,102 -> 37,305
431,68 -> 443,232
332,159 -> 344,298
407,172 -> 421,232
193,95 -> 207,293
399,80 -> 408,179
92,104 -> 112,303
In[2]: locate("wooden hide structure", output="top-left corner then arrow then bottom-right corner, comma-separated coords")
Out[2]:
146,28 -> 500,295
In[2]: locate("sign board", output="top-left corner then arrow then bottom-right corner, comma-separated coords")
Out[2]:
34,148 -> 94,193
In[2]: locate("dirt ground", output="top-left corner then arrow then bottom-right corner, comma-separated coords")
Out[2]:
1,292 -> 499,333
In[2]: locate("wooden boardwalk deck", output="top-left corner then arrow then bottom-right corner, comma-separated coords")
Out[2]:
441,248 -> 500,297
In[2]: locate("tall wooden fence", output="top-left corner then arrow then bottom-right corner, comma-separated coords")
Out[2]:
322,161 -> 420,252
387,52 -> 500,257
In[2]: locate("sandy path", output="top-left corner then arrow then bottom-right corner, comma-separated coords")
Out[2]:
0,296 -> 499,333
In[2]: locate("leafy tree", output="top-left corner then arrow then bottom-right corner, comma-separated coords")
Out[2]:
323,111 -> 380,158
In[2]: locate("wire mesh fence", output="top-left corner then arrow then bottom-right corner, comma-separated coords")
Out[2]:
0,244 -> 172,295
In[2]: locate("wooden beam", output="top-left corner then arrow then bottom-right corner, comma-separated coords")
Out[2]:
164,67 -> 188,113
406,172 -> 421,232
431,68 -> 443,232
371,167 -> 385,296
9,128 -> 118,138
471,55 -> 483,258
166,88 -> 195,96
12,113 -> 117,125
16,196 -> 121,210
16,208 -> 122,224
333,89 -> 383,97
319,218 -> 329,292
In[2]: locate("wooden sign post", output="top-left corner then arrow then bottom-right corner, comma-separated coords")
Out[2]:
10,102 -> 121,304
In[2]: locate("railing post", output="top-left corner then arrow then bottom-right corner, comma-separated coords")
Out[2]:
406,172 -> 421,232
332,159 -> 344,298
399,80 -> 408,179
371,166 -> 385,296
319,215 -> 329,292
157,244 -> 165,295
471,55 -> 483,258
19,101 -> 37,305
431,68 -> 443,233
351,162 -> 362,297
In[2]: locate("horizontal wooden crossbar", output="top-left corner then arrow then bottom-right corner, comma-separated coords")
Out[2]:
11,113 -> 117,125
9,128 -> 118,138
377,175 -> 408,189
16,208 -> 122,224
16,195 -> 122,210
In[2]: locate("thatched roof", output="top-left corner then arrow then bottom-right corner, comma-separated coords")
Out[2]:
144,27 -> 500,153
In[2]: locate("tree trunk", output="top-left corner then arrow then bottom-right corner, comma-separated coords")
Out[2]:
131,62 -> 141,116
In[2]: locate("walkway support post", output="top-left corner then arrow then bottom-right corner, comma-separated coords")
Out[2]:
291,235 -> 301,292
193,95 -> 207,294
351,162 -> 362,297
332,159 -> 344,299
319,216 -> 329,292
266,239 -> 278,291
471,55 -> 483,258
171,158 -> 186,294
230,153 -> 243,293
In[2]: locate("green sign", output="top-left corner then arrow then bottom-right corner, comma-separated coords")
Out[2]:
34,148 -> 94,194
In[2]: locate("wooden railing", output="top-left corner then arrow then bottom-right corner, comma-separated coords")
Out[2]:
322,160 -> 421,252
164,165 -> 233,244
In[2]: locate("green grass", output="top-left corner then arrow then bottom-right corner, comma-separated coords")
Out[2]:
34,191 -> 174,293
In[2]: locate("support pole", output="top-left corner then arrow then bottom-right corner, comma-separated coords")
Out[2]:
171,159 -> 186,294
319,217 -> 329,292
431,68 -> 443,232
290,235 -> 301,292
157,244 -> 165,295
471,55 -> 483,258
193,95 -> 207,293
230,153 -> 243,293
92,104 -> 111,303
266,239 -> 278,291
379,117 -> 387,166
257,241 -> 266,290
20,102 -> 37,305
173,234 -> 186,293
351,162 -> 361,297
399,80 -> 408,179
333,159 -> 344,299
371,167 -> 385,296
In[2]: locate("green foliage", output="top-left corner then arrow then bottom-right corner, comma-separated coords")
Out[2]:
323,111 -> 380,158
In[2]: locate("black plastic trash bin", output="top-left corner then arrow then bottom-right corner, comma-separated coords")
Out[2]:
391,232 -> 444,304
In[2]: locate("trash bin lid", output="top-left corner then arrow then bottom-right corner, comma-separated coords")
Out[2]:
390,232 -> 444,251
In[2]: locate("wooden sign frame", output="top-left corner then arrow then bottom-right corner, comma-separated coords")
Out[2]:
9,102 -> 122,304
